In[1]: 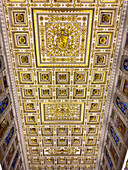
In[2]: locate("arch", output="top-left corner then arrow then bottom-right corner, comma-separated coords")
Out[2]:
120,55 -> 128,74
123,59 -> 128,71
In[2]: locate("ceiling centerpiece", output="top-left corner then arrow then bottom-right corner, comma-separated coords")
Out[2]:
33,9 -> 93,67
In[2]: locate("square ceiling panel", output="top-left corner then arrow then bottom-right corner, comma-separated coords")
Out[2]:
33,9 -> 93,67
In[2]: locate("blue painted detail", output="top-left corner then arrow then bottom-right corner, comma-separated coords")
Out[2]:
0,97 -> 8,115
5,127 -> 14,146
110,126 -> 119,146
105,148 -> 113,169
122,101 -> 127,108
124,59 -> 128,71
116,97 -> 127,115
12,152 -> 18,169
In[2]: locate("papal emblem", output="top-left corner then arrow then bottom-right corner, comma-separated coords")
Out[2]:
53,29 -> 73,50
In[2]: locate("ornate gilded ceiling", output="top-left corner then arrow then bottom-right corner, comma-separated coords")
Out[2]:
1,0 -> 123,169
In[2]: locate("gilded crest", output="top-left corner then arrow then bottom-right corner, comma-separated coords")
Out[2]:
54,29 -> 70,50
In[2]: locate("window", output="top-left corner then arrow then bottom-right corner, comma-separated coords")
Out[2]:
116,97 -> 127,115
123,59 -> 128,71
105,147 -> 113,169
0,97 -> 9,115
110,126 -> 119,146
3,127 -> 14,151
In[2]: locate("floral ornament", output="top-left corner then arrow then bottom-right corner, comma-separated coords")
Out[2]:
21,56 -> 28,63
30,128 -> 36,133
16,14 -> 24,22
43,89 -> 49,95
97,56 -> 104,63
19,36 -> 26,44
60,89 -> 66,95
32,149 -> 38,153
94,74 -> 101,80
59,74 -> 66,80
102,14 -> 109,22
93,89 -> 99,95
60,139 -> 65,143
89,128 -> 95,132
23,74 -> 30,80
77,74 -> 83,80
91,103 -> 98,108
88,138 -> 93,143
60,128 -> 65,132
33,158 -> 39,162
27,103 -> 34,109
29,116 -> 35,121
99,37 -> 107,44
45,128 -> 51,133
87,149 -> 92,153
46,139 -> 51,143
76,89 -> 83,95
31,139 -> 37,143
42,74 -> 48,80
74,139 -> 79,143
26,89 -> 32,95
74,128 -> 79,132
90,116 -> 96,121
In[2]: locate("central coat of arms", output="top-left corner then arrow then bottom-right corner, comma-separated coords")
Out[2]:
46,22 -> 80,57
53,29 -> 73,50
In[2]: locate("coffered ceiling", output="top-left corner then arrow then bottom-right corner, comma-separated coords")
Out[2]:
1,0 -> 123,169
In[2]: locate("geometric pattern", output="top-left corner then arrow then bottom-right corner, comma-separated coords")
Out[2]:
16,53 -> 32,67
10,9 -> 28,27
98,9 -> 115,27
33,9 -> 93,67
40,102 -> 84,124
2,0 -> 122,168
13,32 -> 30,48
